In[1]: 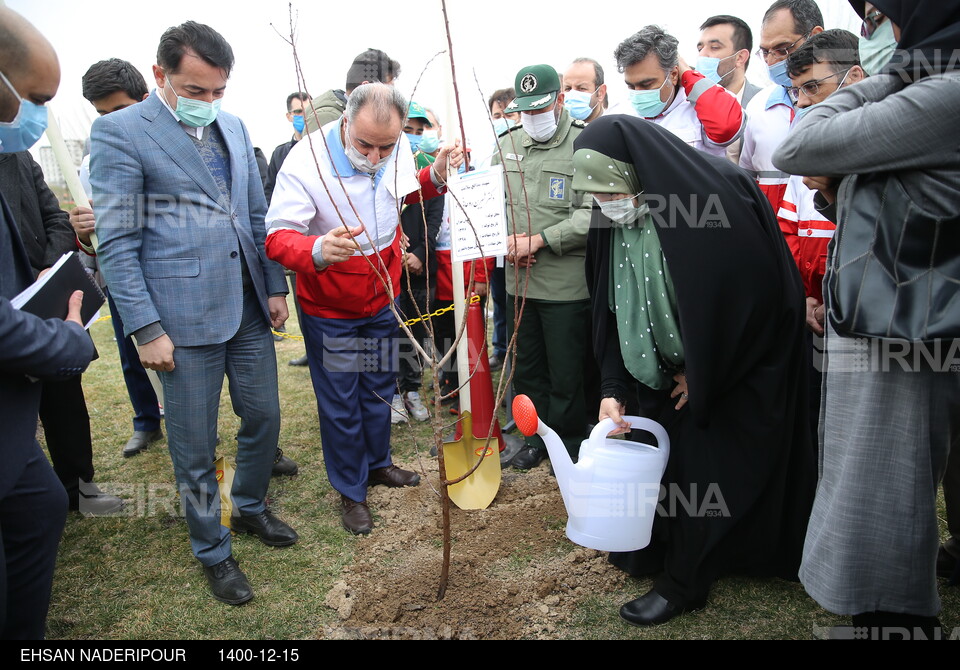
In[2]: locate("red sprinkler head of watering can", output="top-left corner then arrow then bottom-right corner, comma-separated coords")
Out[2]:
512,395 -> 540,437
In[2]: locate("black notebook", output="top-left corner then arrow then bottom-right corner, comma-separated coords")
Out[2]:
12,251 -> 105,329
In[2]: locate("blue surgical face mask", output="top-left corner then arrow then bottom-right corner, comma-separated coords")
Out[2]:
696,53 -> 737,85
493,117 -> 515,136
292,113 -> 305,134
628,76 -> 670,118
563,89 -> 598,121
165,77 -> 221,128
0,69 -> 49,154
795,103 -> 816,121
768,58 -> 793,88
860,18 -> 898,76
406,132 -> 423,153
419,129 -> 440,153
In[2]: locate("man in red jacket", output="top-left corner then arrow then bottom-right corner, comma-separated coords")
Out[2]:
266,83 -> 461,535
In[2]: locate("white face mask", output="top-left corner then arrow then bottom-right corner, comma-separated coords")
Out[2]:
595,194 -> 647,226
344,122 -> 390,174
521,107 -> 558,142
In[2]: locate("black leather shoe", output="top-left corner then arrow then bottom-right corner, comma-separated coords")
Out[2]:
487,353 -> 504,371
122,428 -> 163,457
232,510 -> 298,547
288,354 -> 309,367
511,445 -> 547,470
368,464 -> 420,488
619,589 -> 699,626
271,448 -> 299,477
203,556 -> 253,605
499,433 -> 526,467
342,496 -> 373,535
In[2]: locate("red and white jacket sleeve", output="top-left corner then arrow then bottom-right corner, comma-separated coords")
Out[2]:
264,159 -> 322,276
266,165 -> 444,273
682,70 -> 745,147
403,165 -> 444,204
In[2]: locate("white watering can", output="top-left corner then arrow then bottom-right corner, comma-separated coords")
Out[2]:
512,394 -> 670,553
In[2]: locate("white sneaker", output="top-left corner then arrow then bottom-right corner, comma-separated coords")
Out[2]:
403,391 -> 430,422
390,394 -> 409,424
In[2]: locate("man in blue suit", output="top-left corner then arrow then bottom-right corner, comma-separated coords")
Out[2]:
0,6 -> 96,638
92,21 -> 296,605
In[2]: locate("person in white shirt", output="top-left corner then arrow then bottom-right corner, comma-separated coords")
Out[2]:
695,15 -> 762,163
739,0 -> 824,211
608,25 -> 746,158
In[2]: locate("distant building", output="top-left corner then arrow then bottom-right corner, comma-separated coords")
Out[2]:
38,139 -> 84,187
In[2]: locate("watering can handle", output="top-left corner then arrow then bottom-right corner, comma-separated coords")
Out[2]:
590,417 -> 671,475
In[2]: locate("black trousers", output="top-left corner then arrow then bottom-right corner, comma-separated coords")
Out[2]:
0,443 -> 68,639
397,286 -> 434,394
38,376 -> 94,508
944,442 -> 960,561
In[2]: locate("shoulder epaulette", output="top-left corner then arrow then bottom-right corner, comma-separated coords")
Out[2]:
571,119 -> 587,129
498,124 -> 525,138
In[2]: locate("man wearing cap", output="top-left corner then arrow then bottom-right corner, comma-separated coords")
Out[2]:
492,64 -> 592,470
304,48 -> 400,134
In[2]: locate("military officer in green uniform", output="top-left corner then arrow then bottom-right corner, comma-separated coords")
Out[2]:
492,64 -> 592,469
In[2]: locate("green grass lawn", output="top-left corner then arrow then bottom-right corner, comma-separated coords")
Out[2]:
44,295 -> 959,640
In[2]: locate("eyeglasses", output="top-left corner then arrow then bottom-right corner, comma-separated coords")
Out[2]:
756,32 -> 810,60
787,69 -> 850,103
861,10 -> 887,39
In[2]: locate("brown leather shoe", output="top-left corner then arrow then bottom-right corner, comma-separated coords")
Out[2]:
367,464 -> 420,488
341,496 -> 373,535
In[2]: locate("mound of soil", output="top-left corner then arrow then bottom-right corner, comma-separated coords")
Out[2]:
318,456 -> 630,640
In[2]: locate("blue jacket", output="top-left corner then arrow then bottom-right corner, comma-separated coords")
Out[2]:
91,92 -> 287,347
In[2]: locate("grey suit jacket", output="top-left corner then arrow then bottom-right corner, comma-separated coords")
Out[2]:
90,93 -> 287,347
741,81 -> 763,110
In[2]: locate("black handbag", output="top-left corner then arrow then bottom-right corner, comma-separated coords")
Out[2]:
825,172 -> 960,343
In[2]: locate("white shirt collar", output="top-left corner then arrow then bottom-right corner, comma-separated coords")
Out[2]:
659,85 -> 686,118
155,89 -> 205,140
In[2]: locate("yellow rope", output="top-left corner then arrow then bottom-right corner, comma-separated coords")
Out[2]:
91,294 -> 482,341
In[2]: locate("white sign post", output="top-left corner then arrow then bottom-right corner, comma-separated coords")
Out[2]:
446,165 -> 507,414
448,165 -> 507,264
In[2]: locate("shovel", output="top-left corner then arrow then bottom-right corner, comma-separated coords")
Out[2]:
443,290 -> 502,510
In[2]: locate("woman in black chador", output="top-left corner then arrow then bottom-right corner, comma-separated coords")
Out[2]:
572,115 -> 815,626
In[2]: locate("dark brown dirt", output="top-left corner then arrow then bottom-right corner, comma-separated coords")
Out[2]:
317,456 -> 631,640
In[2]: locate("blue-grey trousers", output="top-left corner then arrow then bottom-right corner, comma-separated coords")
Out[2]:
159,289 -> 279,567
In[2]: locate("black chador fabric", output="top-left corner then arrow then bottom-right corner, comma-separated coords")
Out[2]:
575,116 -> 815,607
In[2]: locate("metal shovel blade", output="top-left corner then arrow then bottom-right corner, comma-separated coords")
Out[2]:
444,411 -> 501,510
